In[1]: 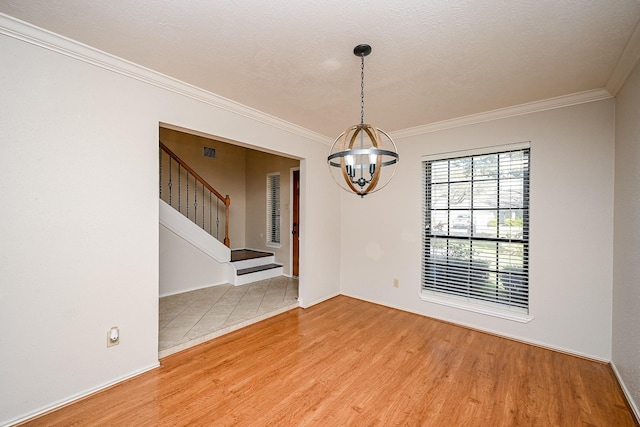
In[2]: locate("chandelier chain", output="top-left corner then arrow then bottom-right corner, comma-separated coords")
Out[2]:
360,54 -> 365,125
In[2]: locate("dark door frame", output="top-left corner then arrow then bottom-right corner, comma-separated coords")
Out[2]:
291,168 -> 300,277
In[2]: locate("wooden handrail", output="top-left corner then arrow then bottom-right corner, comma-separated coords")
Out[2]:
160,142 -> 227,203
160,141 -> 231,247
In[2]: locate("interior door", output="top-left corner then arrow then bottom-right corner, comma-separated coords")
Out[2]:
292,169 -> 300,277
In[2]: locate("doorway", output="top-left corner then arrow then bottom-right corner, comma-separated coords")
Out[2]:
159,125 -> 302,357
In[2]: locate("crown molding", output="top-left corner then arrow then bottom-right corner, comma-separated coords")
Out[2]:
606,17 -> 640,96
390,88 -> 613,139
1,13 -> 622,145
0,13 -> 332,146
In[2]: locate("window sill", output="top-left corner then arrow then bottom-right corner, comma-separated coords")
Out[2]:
419,292 -> 534,323
266,243 -> 281,249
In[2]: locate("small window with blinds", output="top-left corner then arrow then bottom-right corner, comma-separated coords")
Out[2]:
266,173 -> 281,246
422,145 -> 530,314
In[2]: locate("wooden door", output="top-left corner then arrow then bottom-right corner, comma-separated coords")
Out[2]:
292,169 -> 300,277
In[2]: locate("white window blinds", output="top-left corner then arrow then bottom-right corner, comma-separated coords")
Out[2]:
267,173 -> 281,245
422,146 -> 530,312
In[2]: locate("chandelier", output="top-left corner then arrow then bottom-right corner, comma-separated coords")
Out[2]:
327,44 -> 399,197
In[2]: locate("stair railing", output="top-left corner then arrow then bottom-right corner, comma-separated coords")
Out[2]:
159,142 -> 230,247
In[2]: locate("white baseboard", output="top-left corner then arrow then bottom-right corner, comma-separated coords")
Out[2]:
343,292 -> 640,422
611,361 -> 640,423
5,363 -> 160,427
341,291 -> 610,363
298,291 -> 340,309
159,280 -> 229,298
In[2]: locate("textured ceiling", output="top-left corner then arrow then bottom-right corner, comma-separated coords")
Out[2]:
1,1 -> 640,138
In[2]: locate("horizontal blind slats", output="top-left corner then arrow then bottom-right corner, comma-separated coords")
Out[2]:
422,147 -> 530,312
267,174 -> 280,244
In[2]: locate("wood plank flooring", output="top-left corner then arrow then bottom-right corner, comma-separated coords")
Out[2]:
21,296 -> 637,426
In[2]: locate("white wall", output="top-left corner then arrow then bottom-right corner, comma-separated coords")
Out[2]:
4,11 -> 628,425
340,99 -> 615,360
0,17 -> 340,425
159,224 -> 229,297
613,60 -> 640,417
245,150 -> 300,275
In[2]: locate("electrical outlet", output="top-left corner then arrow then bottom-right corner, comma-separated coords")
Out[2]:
393,279 -> 399,288
107,327 -> 119,347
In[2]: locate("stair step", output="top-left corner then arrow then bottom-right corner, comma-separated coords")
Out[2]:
230,249 -> 283,286
231,249 -> 276,270
231,249 -> 273,262
237,263 -> 282,276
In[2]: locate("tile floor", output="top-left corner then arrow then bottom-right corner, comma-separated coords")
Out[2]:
159,276 -> 298,358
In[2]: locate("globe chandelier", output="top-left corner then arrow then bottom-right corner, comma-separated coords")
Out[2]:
327,44 -> 399,197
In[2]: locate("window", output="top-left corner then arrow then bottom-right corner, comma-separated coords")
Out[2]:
266,173 -> 281,246
421,144 -> 530,318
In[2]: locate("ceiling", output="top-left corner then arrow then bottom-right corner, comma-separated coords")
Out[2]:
2,1 -> 640,138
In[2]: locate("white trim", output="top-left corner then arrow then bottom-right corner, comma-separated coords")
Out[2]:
298,292 -> 340,309
0,14 -> 619,147
159,281 -> 229,298
611,362 -> 640,423
342,291 -> 607,362
390,89 -> 612,139
0,13 -> 332,146
421,141 -> 531,161
6,362 -> 159,427
419,292 -> 534,323
422,146 -> 531,319
606,18 -> 640,96
233,264 -> 284,286
231,254 -> 276,270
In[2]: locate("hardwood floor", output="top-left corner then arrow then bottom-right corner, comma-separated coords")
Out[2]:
21,296 -> 637,426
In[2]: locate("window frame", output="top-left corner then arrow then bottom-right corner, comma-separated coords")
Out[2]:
420,143 -> 533,323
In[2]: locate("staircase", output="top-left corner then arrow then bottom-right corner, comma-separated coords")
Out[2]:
160,141 -> 230,247
231,249 -> 284,286
160,141 -> 285,289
